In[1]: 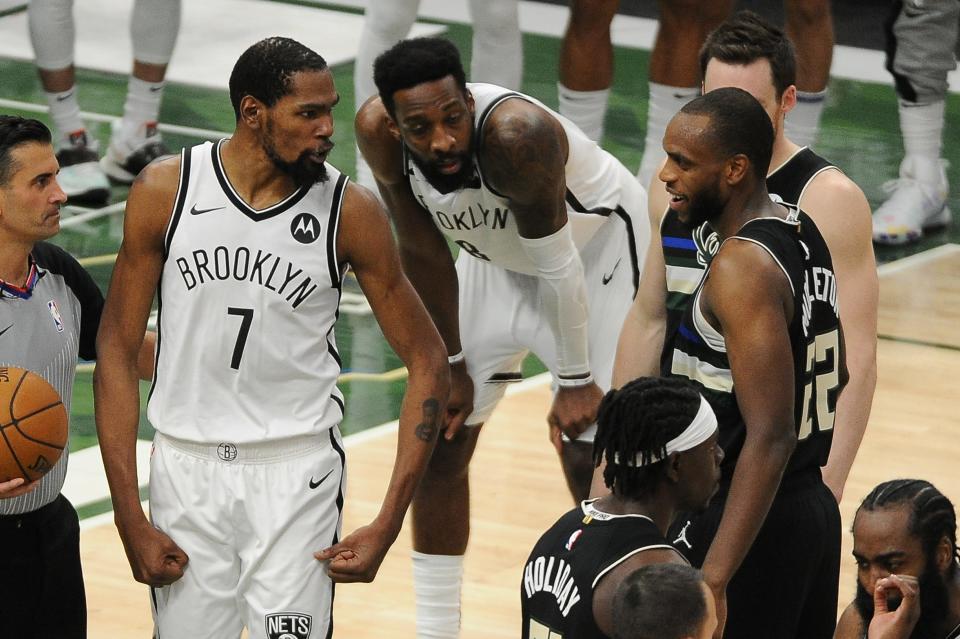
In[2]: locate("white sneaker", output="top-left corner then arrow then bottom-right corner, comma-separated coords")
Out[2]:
56,130 -> 110,206
101,120 -> 173,183
872,156 -> 951,245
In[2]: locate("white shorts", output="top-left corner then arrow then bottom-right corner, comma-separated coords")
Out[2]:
458,208 -> 648,440
149,429 -> 346,639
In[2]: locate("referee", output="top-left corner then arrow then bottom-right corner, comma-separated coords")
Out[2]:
0,115 -> 153,638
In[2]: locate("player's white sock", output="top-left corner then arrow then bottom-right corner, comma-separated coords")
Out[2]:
412,550 -> 463,638
899,98 -> 945,160
468,0 -> 522,90
557,83 -> 610,142
636,82 -> 699,186
116,76 -> 164,149
784,89 -> 827,148
43,88 -> 84,146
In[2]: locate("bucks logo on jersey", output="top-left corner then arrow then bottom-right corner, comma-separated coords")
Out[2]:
693,222 -> 720,267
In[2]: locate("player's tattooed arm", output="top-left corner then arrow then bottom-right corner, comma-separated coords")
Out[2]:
414,398 -> 441,442
478,100 -> 569,238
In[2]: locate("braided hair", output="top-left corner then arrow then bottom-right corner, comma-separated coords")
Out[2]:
593,377 -> 703,499
858,479 -> 958,575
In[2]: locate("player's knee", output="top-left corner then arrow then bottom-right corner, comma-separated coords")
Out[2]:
784,0 -> 832,29
424,430 -> 478,478
568,0 -> 619,33
658,0 -> 731,27
472,1 -> 518,33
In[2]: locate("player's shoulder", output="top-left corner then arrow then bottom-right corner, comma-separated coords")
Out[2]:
354,95 -> 405,184
482,96 -> 562,147
130,152 -> 184,201
834,601 -> 865,639
801,167 -> 872,250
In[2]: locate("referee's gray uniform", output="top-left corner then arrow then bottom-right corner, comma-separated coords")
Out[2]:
0,240 -> 103,639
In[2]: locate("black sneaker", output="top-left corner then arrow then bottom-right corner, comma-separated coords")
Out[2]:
101,121 -> 174,183
56,130 -> 110,206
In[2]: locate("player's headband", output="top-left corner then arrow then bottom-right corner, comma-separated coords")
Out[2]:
614,395 -> 718,467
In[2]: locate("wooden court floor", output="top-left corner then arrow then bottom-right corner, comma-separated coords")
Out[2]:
81,245 -> 960,638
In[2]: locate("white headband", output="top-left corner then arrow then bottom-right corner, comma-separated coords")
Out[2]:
614,395 -> 718,467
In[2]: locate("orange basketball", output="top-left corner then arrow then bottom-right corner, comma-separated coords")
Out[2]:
0,366 -> 68,483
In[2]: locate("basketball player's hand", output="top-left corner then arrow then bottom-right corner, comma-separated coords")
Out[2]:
120,522 -> 189,586
444,361 -> 474,440
316,521 -> 395,583
547,382 -> 603,442
0,477 -> 40,498
868,575 -> 920,639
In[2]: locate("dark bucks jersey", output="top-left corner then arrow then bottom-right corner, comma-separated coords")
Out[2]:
664,207 -> 841,486
521,500 -> 680,638
661,147 -> 837,374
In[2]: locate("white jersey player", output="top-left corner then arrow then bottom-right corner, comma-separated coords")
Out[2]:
356,37 -> 649,638
94,37 -> 448,639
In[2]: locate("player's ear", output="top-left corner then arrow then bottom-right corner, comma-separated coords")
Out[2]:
780,84 -> 797,117
385,115 -> 401,142
240,96 -> 264,129
724,154 -> 750,186
666,452 -> 682,482
934,535 -> 953,573
466,89 -> 476,117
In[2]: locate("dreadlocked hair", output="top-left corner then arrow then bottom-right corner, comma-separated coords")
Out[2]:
593,377 -> 703,500
858,479 -> 959,575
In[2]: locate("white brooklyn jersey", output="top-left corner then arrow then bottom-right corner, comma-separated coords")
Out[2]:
148,140 -> 347,443
406,82 -> 646,276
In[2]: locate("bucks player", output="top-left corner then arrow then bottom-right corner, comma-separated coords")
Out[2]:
654,88 -> 847,638
356,36 -> 649,637
521,376 -> 722,638
94,38 -> 448,639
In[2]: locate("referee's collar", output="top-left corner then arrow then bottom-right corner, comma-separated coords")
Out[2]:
0,254 -> 43,299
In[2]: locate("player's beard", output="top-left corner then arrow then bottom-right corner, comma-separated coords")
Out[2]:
853,559 -> 952,639
406,131 -> 476,195
261,120 -> 330,187
680,178 -> 725,228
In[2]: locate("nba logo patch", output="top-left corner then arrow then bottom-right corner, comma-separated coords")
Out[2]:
565,529 -> 583,551
47,300 -> 64,332
265,612 -> 312,639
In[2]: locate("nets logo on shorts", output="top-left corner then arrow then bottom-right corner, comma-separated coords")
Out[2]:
291,213 -> 321,244
265,612 -> 312,639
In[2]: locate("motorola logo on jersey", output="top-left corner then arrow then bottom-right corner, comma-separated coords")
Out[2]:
265,612 -> 312,639
693,222 -> 719,268
291,213 -> 321,244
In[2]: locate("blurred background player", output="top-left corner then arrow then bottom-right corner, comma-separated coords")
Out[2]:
621,11 -> 876,504
872,0 -> 957,245
358,36 -> 648,639
521,377 -> 722,638
27,0 -> 181,204
835,479 -> 960,639
0,115 -> 153,639
611,563 -> 718,639
556,0 -> 834,186
353,0 -> 522,189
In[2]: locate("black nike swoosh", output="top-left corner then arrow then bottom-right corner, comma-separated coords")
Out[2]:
601,258 -> 622,285
56,91 -> 74,102
0,324 -> 12,337
190,204 -> 226,215
309,468 -> 334,490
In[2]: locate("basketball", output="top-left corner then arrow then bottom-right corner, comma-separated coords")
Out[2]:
0,366 -> 68,483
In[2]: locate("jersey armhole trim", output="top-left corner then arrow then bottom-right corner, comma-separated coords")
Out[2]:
326,173 -> 348,290
590,544 -> 685,589
163,147 -> 192,258
796,166 -> 838,205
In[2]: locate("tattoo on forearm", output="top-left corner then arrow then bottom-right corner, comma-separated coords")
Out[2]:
414,398 -> 440,442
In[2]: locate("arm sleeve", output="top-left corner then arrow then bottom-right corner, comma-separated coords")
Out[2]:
518,223 -> 591,380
